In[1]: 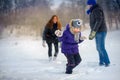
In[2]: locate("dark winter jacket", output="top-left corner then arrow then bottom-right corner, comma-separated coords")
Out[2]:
89,4 -> 107,32
58,24 -> 83,54
43,23 -> 59,43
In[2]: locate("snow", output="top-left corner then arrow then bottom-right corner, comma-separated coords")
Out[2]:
0,30 -> 120,80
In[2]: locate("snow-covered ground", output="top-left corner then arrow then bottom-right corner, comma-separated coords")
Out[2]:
0,30 -> 120,80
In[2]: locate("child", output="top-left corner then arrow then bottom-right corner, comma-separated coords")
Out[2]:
55,19 -> 86,74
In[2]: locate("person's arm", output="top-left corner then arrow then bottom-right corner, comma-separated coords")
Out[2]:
92,9 -> 103,32
42,27 -> 48,47
59,32 -> 78,44
42,27 -> 49,40
89,9 -> 103,40
42,27 -> 46,40
55,30 -> 84,44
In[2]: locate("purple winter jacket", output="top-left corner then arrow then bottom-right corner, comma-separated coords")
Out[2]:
58,24 -> 83,54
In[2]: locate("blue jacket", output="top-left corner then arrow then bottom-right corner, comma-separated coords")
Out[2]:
58,24 -> 83,54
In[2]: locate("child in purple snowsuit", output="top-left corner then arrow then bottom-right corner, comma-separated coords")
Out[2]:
55,19 -> 86,74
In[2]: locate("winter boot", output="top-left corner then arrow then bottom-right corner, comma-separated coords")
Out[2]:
99,62 -> 104,66
53,56 -> 57,61
105,63 -> 110,67
49,57 -> 52,61
65,66 -> 73,74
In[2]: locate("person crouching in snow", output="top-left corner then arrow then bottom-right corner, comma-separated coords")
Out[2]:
55,19 -> 86,74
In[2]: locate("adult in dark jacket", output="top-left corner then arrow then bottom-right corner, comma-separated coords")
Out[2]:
87,0 -> 110,67
42,15 -> 62,61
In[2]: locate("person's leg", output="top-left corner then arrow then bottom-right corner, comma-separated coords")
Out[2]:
74,53 -> 82,68
64,54 -> 75,74
100,32 -> 110,66
46,42 -> 52,58
95,33 -> 104,65
53,42 -> 59,57
95,32 -> 110,66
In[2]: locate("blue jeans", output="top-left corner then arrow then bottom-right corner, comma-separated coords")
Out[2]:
95,32 -> 110,65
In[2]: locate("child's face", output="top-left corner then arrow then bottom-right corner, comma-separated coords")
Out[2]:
72,27 -> 80,33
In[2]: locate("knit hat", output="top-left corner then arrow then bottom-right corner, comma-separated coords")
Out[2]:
71,19 -> 82,28
87,0 -> 96,5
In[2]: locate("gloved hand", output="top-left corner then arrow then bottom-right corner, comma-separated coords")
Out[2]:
80,36 -> 87,40
55,30 -> 63,37
89,31 -> 96,40
42,40 -> 46,47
